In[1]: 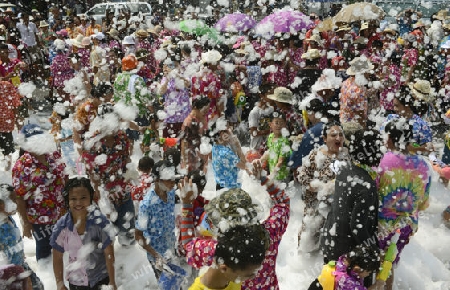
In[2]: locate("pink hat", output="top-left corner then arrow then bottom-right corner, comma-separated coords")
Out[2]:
56,29 -> 68,37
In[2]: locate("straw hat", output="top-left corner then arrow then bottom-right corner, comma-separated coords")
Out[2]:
106,28 -> 120,41
346,56 -> 374,75
5,7 -> 13,13
336,25 -> 351,33
267,87 -> 293,104
360,22 -> 369,31
413,20 -> 426,29
201,50 -> 222,65
443,23 -> 450,31
81,36 -> 91,47
382,28 -> 397,36
302,48 -> 321,60
409,80 -> 433,102
147,25 -> 162,35
136,29 -> 149,38
433,10 -> 449,21
72,34 -> 85,48
39,20 -> 49,28
306,34 -> 323,46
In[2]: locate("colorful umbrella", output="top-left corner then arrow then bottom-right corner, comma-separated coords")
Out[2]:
214,12 -> 256,33
333,3 -> 385,25
255,9 -> 314,38
179,19 -> 207,34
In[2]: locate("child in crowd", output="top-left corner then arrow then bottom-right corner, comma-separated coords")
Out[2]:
210,117 -> 248,189
188,224 -> 268,290
255,110 -> 292,182
135,160 -> 181,282
0,183 -> 43,290
50,177 -> 117,290
130,156 -> 154,207
333,246 -> 381,290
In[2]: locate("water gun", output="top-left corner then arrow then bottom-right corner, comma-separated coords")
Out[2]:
318,260 -> 336,290
377,229 -> 401,281
234,91 -> 246,107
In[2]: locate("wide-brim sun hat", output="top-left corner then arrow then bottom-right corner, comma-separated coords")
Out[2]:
39,20 -> 49,28
267,86 -> 293,104
335,25 -> 351,33
302,48 -> 321,60
306,34 -> 323,46
106,28 -> 120,41
136,29 -> 149,38
92,32 -> 105,41
81,36 -> 91,47
311,69 -> 343,92
71,34 -> 85,48
409,79 -> 433,102
200,49 -> 222,65
346,56 -> 374,75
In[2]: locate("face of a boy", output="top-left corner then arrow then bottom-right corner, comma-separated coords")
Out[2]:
69,187 -> 91,216
270,118 -> 286,134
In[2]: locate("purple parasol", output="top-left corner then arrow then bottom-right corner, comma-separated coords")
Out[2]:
255,9 -> 314,38
214,12 -> 257,33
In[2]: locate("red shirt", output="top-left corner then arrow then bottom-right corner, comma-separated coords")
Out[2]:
0,81 -> 21,132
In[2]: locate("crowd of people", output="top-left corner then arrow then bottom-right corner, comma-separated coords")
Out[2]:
0,3 -> 450,290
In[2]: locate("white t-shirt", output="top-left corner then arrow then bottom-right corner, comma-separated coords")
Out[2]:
16,21 -> 39,47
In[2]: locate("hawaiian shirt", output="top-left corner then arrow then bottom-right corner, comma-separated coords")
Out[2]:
211,144 -> 241,188
113,71 -> 152,117
136,188 -> 176,262
380,64 -> 401,111
82,130 -> 131,203
12,151 -> 66,224
163,76 -> 191,124
383,114 -> 433,145
400,48 -> 418,83
0,81 -> 21,132
0,217 -> 24,266
266,133 -> 291,181
339,76 -> 367,123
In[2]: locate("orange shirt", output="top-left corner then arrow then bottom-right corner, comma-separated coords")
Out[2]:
85,24 -> 102,36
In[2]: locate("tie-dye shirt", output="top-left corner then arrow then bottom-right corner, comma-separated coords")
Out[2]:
377,151 -> 431,235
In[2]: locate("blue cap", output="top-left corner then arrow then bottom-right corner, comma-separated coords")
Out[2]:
21,124 -> 43,138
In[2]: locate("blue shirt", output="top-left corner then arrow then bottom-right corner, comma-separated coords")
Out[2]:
290,122 -> 324,169
382,114 -> 432,145
136,188 -> 176,261
50,209 -> 114,287
0,217 -> 24,266
212,144 -> 241,188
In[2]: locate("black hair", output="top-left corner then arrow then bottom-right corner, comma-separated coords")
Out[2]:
138,156 -> 154,173
164,147 -> 181,168
63,176 -> 95,208
192,96 -> 210,110
384,117 -> 413,149
347,245 -> 380,273
306,98 -> 325,113
0,43 -> 8,51
187,170 -> 207,193
214,224 -> 268,271
91,83 -> 114,99
0,184 -> 14,203
322,120 -> 342,138
305,58 -> 320,67
348,129 -> 383,167
396,85 -> 414,107
259,83 -> 276,96
372,39 -> 383,49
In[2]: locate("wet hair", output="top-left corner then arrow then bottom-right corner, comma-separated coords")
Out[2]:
348,129 -> 383,167
322,120 -> 342,138
138,156 -> 154,173
396,85 -> 414,107
192,96 -> 210,110
384,117 -> 413,149
215,224 -> 268,271
259,83 -> 276,96
306,98 -> 325,114
164,147 -> 181,168
347,245 -> 380,273
187,170 -> 207,192
63,176 -> 95,208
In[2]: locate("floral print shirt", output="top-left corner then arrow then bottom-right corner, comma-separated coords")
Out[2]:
383,114 -> 433,145
0,81 -> 21,132
12,151 -> 66,224
162,76 -> 191,123
266,133 -> 291,180
380,64 -> 401,111
339,76 -> 367,124
50,53 -> 74,88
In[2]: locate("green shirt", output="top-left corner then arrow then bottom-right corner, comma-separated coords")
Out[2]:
267,133 -> 291,180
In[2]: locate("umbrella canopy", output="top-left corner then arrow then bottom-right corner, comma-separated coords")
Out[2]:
179,19 -> 207,34
315,17 -> 336,32
255,9 -> 314,38
215,12 -> 256,33
333,3 -> 385,24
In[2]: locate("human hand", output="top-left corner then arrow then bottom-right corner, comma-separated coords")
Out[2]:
178,176 -> 197,204
22,222 -> 33,239
252,159 -> 263,179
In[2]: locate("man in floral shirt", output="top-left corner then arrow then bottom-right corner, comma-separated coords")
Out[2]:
12,124 -> 66,261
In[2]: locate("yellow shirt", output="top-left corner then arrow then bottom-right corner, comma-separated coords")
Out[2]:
188,277 -> 241,290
